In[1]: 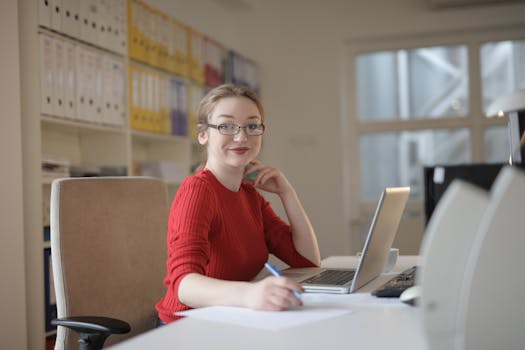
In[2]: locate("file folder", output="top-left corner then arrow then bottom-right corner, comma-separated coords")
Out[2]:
75,45 -> 95,123
50,0 -> 63,32
38,0 -> 52,29
39,33 -> 54,116
129,64 -> 142,130
189,29 -> 205,84
112,0 -> 128,55
93,52 -> 104,123
61,0 -> 80,39
174,20 -> 189,77
52,37 -> 66,118
63,40 -> 76,120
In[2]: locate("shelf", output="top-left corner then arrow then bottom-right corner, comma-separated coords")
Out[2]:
38,22 -> 126,58
41,115 -> 127,135
131,129 -> 188,143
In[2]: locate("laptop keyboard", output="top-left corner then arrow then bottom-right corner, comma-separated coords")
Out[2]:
372,266 -> 418,297
301,269 -> 355,286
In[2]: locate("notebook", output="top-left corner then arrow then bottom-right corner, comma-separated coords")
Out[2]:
283,187 -> 410,294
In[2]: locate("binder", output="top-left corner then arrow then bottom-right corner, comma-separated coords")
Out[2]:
63,40 -> 76,120
97,0 -> 111,50
93,51 -> 105,123
129,64 -> 141,130
102,55 -> 114,125
39,33 -> 54,116
136,1 -> 148,62
174,20 -> 189,77
112,0 -> 127,55
75,45 -> 95,122
78,1 -> 91,44
52,37 -> 66,118
171,79 -> 188,136
204,38 -> 225,87
188,84 -> 204,139
128,0 -> 141,60
159,75 -> 171,134
189,29 -> 205,84
145,68 -> 154,131
61,0 -> 80,39
50,0 -> 63,32
111,57 -> 126,126
170,78 -> 178,136
166,17 -> 176,73
79,0 -> 98,46
157,13 -> 170,71
145,5 -> 158,68
38,0 -> 52,29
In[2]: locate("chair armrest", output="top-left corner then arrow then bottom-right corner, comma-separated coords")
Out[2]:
52,316 -> 131,350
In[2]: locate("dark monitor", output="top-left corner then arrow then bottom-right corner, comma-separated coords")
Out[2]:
423,163 -> 505,225
508,110 -> 525,164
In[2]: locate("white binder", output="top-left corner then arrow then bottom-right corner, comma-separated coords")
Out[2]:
93,51 -> 104,124
63,40 -> 76,120
50,0 -> 63,32
61,0 -> 80,40
39,33 -> 54,116
38,0 -> 52,29
75,45 -> 89,122
52,37 -> 66,118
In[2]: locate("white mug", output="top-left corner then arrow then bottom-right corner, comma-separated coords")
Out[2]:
355,247 -> 399,273
383,248 -> 399,273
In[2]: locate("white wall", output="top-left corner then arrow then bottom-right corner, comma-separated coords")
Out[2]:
0,0 -> 28,348
189,0 -> 525,257
243,1 -> 525,257
134,1 -> 525,258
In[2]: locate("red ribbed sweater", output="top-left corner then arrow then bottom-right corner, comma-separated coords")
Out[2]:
155,169 -> 315,322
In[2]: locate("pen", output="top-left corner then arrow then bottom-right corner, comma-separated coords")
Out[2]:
264,262 -> 302,299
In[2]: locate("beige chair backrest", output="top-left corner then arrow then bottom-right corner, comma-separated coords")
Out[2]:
50,177 -> 168,349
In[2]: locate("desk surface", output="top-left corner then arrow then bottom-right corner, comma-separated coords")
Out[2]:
109,256 -> 427,350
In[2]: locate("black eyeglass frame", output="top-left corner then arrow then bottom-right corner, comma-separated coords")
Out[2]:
205,123 -> 266,136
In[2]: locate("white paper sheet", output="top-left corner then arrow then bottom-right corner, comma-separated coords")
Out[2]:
175,293 -> 407,331
175,305 -> 352,331
301,292 -> 407,307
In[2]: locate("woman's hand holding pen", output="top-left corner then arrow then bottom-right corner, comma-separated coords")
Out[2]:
244,276 -> 303,311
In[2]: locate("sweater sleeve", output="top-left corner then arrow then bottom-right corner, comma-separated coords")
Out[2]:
259,194 -> 317,268
163,178 -> 216,308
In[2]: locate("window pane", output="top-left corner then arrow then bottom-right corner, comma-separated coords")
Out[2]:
359,129 -> 471,200
357,45 -> 468,121
481,39 -> 525,116
484,125 -> 510,163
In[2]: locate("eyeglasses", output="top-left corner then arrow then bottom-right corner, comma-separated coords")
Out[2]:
205,123 -> 265,136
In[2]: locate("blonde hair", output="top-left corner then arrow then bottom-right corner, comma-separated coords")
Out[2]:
194,84 -> 264,171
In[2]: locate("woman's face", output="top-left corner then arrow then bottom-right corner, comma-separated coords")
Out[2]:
198,96 -> 263,171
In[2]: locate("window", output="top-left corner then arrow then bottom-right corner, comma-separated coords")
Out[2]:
481,39 -> 525,115
344,28 -> 525,253
357,46 -> 468,121
359,128 -> 470,200
354,38 -> 524,200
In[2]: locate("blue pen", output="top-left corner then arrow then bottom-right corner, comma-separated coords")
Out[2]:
264,262 -> 302,299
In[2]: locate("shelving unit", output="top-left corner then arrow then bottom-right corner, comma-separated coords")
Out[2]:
20,1 -> 260,348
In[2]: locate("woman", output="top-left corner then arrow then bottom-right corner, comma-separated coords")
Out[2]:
155,84 -> 321,324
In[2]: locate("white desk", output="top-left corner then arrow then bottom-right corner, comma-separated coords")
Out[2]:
109,256 -> 428,350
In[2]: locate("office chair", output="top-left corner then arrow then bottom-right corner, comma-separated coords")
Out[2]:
50,177 -> 169,350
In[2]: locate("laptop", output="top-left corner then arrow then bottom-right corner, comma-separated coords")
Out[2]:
283,187 -> 410,294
